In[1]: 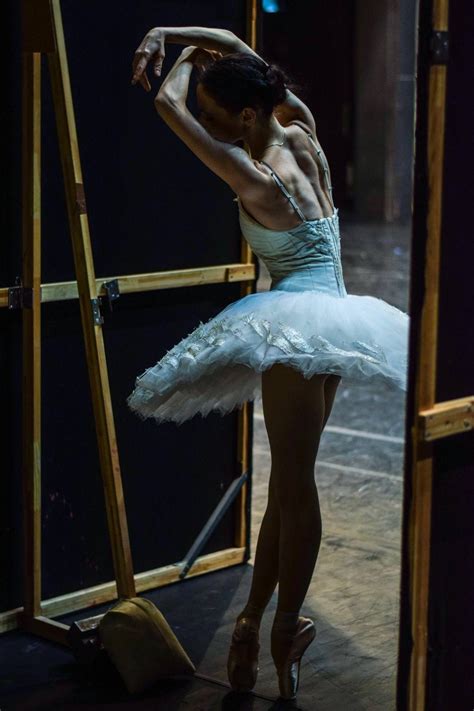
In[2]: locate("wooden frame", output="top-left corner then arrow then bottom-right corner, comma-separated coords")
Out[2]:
1,0 -> 259,640
402,0 -> 473,708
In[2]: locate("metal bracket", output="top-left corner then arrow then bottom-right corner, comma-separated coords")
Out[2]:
178,470 -> 249,579
91,298 -> 104,326
8,276 -> 33,310
100,279 -> 120,312
430,30 -> 449,65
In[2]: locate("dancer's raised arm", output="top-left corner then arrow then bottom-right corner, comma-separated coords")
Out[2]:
132,27 -> 255,90
152,46 -> 266,195
131,26 -> 315,134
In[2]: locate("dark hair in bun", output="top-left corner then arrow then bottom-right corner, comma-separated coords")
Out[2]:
198,52 -> 296,117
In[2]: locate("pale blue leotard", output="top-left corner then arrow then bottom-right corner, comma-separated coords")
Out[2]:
127,129 -> 409,425
237,129 -> 346,297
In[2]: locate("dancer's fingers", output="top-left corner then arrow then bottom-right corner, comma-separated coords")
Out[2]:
132,53 -> 149,86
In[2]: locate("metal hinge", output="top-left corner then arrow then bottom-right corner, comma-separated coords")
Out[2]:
100,279 -> 120,312
8,276 -> 33,309
91,298 -> 103,325
91,279 -> 121,325
430,29 -> 449,65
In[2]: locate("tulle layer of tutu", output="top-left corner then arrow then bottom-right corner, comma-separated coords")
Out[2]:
126,289 -> 409,425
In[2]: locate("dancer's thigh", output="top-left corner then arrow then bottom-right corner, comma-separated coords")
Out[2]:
322,374 -> 342,429
262,364 -> 327,493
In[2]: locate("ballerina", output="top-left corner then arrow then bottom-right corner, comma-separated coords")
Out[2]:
129,25 -> 409,700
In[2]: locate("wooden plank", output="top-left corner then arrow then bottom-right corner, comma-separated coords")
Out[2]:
419,396 -> 474,441
48,0 -> 135,599
409,0 -> 449,708
21,51 -> 42,618
0,547 -> 246,634
0,263 -> 256,307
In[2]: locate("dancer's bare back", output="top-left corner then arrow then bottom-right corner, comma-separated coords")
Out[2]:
239,119 -> 335,231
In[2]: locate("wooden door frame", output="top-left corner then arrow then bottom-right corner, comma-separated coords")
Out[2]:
398,0 -> 473,708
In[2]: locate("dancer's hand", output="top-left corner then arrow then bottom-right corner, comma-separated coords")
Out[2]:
179,45 -> 223,70
131,27 -> 166,91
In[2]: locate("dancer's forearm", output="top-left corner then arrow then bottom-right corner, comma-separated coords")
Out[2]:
162,27 -> 262,60
156,49 -> 194,106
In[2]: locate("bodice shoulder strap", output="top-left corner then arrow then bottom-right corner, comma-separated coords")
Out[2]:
286,121 -> 336,211
259,159 -> 307,222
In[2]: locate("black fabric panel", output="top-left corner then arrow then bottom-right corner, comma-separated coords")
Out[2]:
1,0 -> 24,616
40,283 -> 246,599
435,6 -> 474,403
1,0 -> 253,610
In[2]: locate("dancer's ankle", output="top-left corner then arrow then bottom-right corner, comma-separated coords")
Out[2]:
236,602 -> 265,626
271,608 -> 300,634
270,609 -> 300,668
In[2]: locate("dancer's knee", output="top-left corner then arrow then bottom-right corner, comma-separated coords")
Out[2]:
270,464 -> 319,513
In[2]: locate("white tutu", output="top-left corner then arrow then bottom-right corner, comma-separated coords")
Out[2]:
126,288 -> 409,426
127,189 -> 409,425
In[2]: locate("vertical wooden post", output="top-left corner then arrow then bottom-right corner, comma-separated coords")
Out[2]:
409,0 -> 449,707
247,0 -> 258,48
44,0 -> 136,599
21,50 -> 43,618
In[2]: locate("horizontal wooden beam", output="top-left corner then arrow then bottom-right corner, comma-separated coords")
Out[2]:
418,395 -> 474,441
0,263 -> 256,308
0,546 -> 246,635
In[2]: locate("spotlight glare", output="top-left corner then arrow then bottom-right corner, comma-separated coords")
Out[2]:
262,0 -> 284,13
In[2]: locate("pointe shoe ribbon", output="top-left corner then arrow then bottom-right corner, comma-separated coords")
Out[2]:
273,616 -> 316,700
227,617 -> 261,692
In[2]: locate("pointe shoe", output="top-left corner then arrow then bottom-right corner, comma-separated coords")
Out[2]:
272,616 -> 316,700
227,617 -> 261,692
